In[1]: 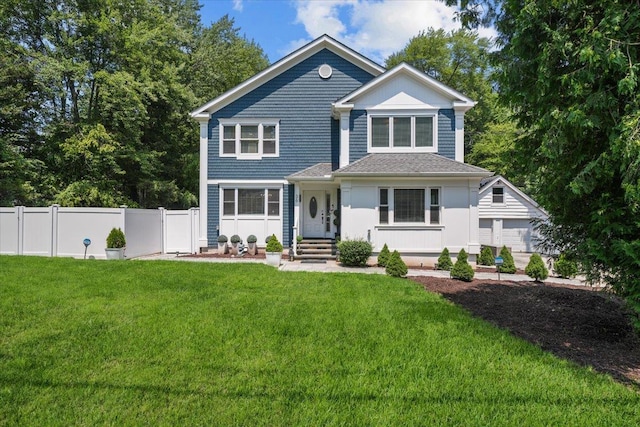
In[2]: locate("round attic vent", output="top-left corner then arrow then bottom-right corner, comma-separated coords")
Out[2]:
318,64 -> 332,79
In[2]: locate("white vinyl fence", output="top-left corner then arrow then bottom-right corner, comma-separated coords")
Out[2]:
0,205 -> 199,259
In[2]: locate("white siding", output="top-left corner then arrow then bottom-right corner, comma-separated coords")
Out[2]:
352,74 -> 455,110
479,185 -> 546,220
341,178 -> 481,255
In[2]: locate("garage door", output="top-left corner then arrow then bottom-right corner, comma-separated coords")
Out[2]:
479,219 -> 492,246
502,219 -> 535,252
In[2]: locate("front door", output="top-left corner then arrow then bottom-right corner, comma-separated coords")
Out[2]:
303,190 -> 328,238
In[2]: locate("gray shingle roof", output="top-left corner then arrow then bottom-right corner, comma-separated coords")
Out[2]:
333,153 -> 493,177
286,163 -> 333,180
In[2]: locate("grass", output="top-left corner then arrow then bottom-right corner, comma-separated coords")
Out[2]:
1,256 -> 639,426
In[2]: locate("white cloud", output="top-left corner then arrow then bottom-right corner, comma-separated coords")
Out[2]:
289,0 -> 497,64
232,0 -> 243,12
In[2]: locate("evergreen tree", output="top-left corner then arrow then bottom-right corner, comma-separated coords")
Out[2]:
386,250 -> 408,278
377,243 -> 391,267
451,249 -> 474,282
437,247 -> 453,271
498,246 -> 517,274
478,247 -> 495,266
525,253 -> 548,282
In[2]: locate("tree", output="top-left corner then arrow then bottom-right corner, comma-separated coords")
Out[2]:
386,29 -> 499,157
451,249 -> 474,281
525,253 -> 548,282
446,0 -> 640,322
386,250 -> 408,278
498,246 -> 516,274
377,243 -> 391,267
437,247 -> 453,271
478,246 -> 495,266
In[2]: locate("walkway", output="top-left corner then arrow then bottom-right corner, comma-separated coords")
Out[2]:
136,253 -> 585,287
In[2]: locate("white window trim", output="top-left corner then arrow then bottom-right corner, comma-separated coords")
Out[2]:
218,119 -> 280,160
367,111 -> 438,153
492,187 -> 506,206
377,186 -> 442,226
220,186 -> 283,219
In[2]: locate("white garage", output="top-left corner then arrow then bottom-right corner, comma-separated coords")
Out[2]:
478,176 -> 548,253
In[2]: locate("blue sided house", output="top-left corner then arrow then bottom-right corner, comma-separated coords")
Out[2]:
191,35 -> 493,262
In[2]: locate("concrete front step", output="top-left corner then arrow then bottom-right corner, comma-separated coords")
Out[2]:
296,239 -> 337,260
296,254 -> 336,260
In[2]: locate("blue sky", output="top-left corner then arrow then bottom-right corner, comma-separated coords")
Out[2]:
198,0 -> 497,65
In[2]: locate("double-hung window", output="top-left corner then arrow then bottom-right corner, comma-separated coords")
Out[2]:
492,187 -> 504,204
219,120 -> 279,159
222,188 -> 281,217
370,114 -> 436,152
378,187 -> 441,225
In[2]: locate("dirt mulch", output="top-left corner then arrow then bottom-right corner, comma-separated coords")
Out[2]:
411,276 -> 640,386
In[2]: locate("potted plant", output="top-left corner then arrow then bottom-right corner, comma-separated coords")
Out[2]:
217,235 -> 228,255
247,234 -> 258,255
105,227 -> 126,260
230,234 -> 241,255
265,234 -> 283,266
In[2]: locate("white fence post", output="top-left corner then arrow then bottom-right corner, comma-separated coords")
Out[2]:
50,204 -> 59,257
16,206 -> 24,255
159,207 -> 166,254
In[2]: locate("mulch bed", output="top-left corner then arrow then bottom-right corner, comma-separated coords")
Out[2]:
411,276 -> 640,386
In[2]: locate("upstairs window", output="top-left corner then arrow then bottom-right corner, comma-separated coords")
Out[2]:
369,115 -> 436,152
219,120 -> 279,159
492,187 -> 504,204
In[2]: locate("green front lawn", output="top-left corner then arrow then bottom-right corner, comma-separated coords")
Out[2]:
1,256 -> 638,425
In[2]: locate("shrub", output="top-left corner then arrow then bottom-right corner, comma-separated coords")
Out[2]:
525,253 -> 549,282
337,239 -> 372,266
265,234 -> 283,252
296,235 -> 303,243
247,235 -> 257,244
217,235 -> 228,243
106,227 -> 126,248
478,247 -> 495,266
498,246 -> 517,273
554,254 -> 578,279
377,243 -> 391,267
230,234 -> 242,244
437,247 -> 453,271
385,250 -> 408,277
451,249 -> 474,282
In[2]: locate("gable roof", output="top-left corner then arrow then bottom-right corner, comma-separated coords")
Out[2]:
333,153 -> 492,177
191,35 -> 385,118
479,175 -> 547,214
333,62 -> 476,112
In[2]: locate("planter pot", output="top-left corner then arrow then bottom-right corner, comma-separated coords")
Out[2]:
248,242 -> 257,255
230,243 -> 239,255
105,248 -> 125,260
218,242 -> 228,255
266,251 -> 282,267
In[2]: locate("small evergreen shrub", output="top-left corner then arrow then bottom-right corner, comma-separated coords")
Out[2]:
478,246 -> 495,266
337,239 -> 372,266
106,227 -> 126,248
296,235 -> 303,243
265,234 -> 283,252
386,250 -> 408,277
554,254 -> 578,278
525,253 -> 549,282
247,235 -> 257,244
217,234 -> 228,243
451,249 -> 474,282
437,247 -> 453,271
498,246 -> 517,273
377,243 -> 391,267
230,234 -> 242,244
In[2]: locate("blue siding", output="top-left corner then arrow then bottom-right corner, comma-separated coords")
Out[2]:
349,109 -> 457,162
208,49 -> 375,180
207,185 -> 219,245
349,110 -> 368,163
438,109 -> 455,160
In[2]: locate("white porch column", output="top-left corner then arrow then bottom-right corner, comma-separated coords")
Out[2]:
333,104 -> 353,168
292,183 -> 300,255
468,180 -> 481,255
195,114 -> 209,250
454,109 -> 465,163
